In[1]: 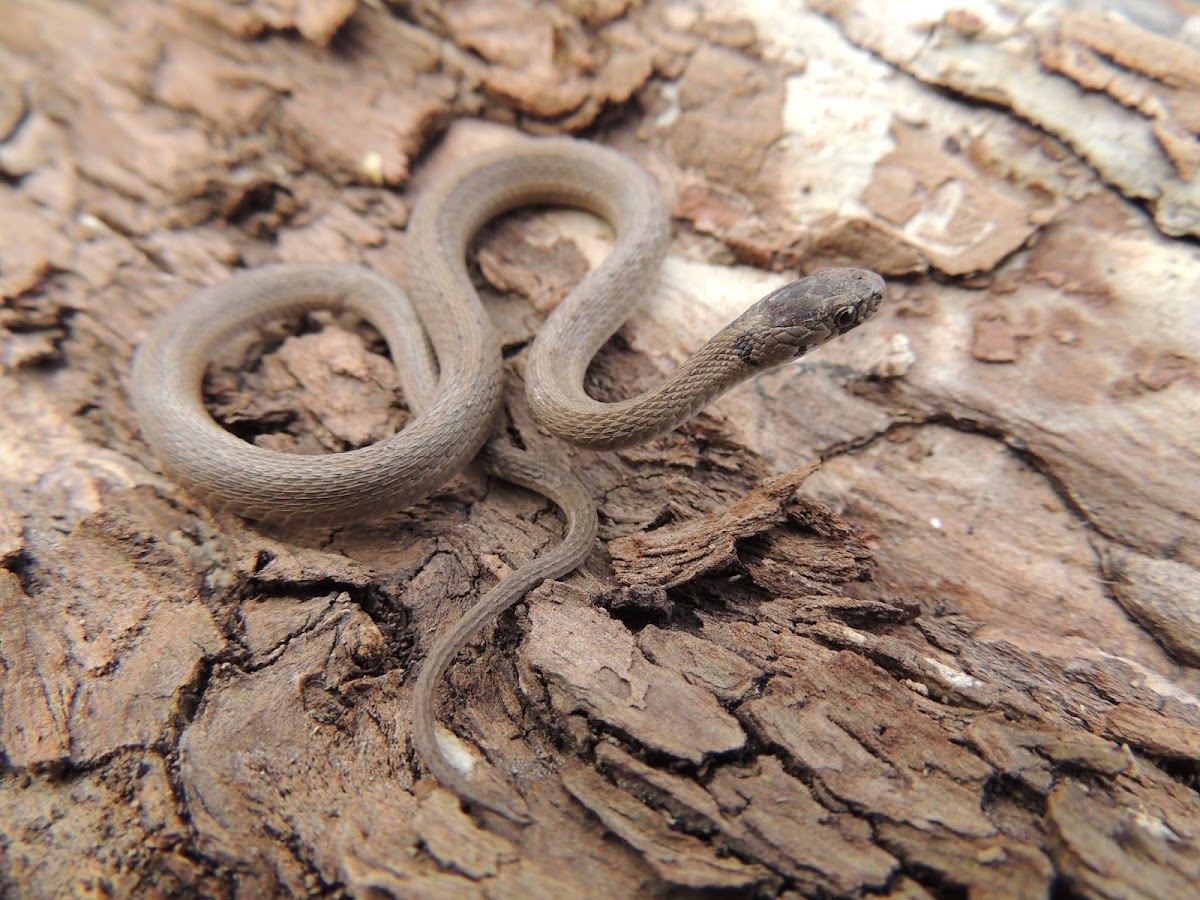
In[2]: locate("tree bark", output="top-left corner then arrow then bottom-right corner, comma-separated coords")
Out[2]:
1,1 -> 1198,897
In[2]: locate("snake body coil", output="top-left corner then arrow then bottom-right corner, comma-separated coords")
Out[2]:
131,138 -> 884,821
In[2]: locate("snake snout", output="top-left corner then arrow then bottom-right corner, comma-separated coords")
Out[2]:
825,269 -> 885,336
740,267 -> 885,369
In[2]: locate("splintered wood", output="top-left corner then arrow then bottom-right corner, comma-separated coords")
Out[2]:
2,0 -> 1198,897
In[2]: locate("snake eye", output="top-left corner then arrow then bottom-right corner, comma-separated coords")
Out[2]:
833,305 -> 858,329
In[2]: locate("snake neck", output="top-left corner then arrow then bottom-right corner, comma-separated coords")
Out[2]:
526,332 -> 755,450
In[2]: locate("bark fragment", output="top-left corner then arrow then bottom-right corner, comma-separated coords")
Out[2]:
1,0 -> 1197,896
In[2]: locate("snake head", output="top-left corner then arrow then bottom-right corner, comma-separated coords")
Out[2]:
733,267 -> 885,368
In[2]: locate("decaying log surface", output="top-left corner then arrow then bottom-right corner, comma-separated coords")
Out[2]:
2,0 -> 1198,897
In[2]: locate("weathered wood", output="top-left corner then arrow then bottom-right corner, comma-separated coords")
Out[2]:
2,0 -> 1197,897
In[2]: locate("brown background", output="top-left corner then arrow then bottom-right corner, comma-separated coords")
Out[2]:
1,0 -> 1198,897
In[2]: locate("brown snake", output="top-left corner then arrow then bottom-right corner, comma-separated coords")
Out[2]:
131,137 -> 885,822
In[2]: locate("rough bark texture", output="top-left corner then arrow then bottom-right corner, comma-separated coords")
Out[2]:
2,0 -> 1198,897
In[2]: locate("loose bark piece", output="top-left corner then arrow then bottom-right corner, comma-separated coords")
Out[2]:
608,464 -> 824,588
815,0 -> 1200,237
562,765 -> 772,891
636,624 -> 763,702
524,596 -> 746,763
862,123 -> 1057,276
407,0 -> 658,130
0,497 -> 224,770
743,655 -> 995,838
179,594 -> 405,895
593,741 -> 731,833
1047,774 -> 1200,899
413,790 -> 519,879
2,0 -> 1198,895
182,0 -> 359,46
0,189 -> 71,306
708,757 -> 899,895
1101,705 -> 1200,764
1101,546 -> 1200,666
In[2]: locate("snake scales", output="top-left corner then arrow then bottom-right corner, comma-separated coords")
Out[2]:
131,137 -> 884,822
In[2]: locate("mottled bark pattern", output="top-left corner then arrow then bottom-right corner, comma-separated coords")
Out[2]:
1,0 -> 1197,897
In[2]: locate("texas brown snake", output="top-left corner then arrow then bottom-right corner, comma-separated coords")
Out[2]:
131,138 -> 884,822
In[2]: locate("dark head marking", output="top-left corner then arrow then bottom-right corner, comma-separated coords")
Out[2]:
732,268 -> 885,368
